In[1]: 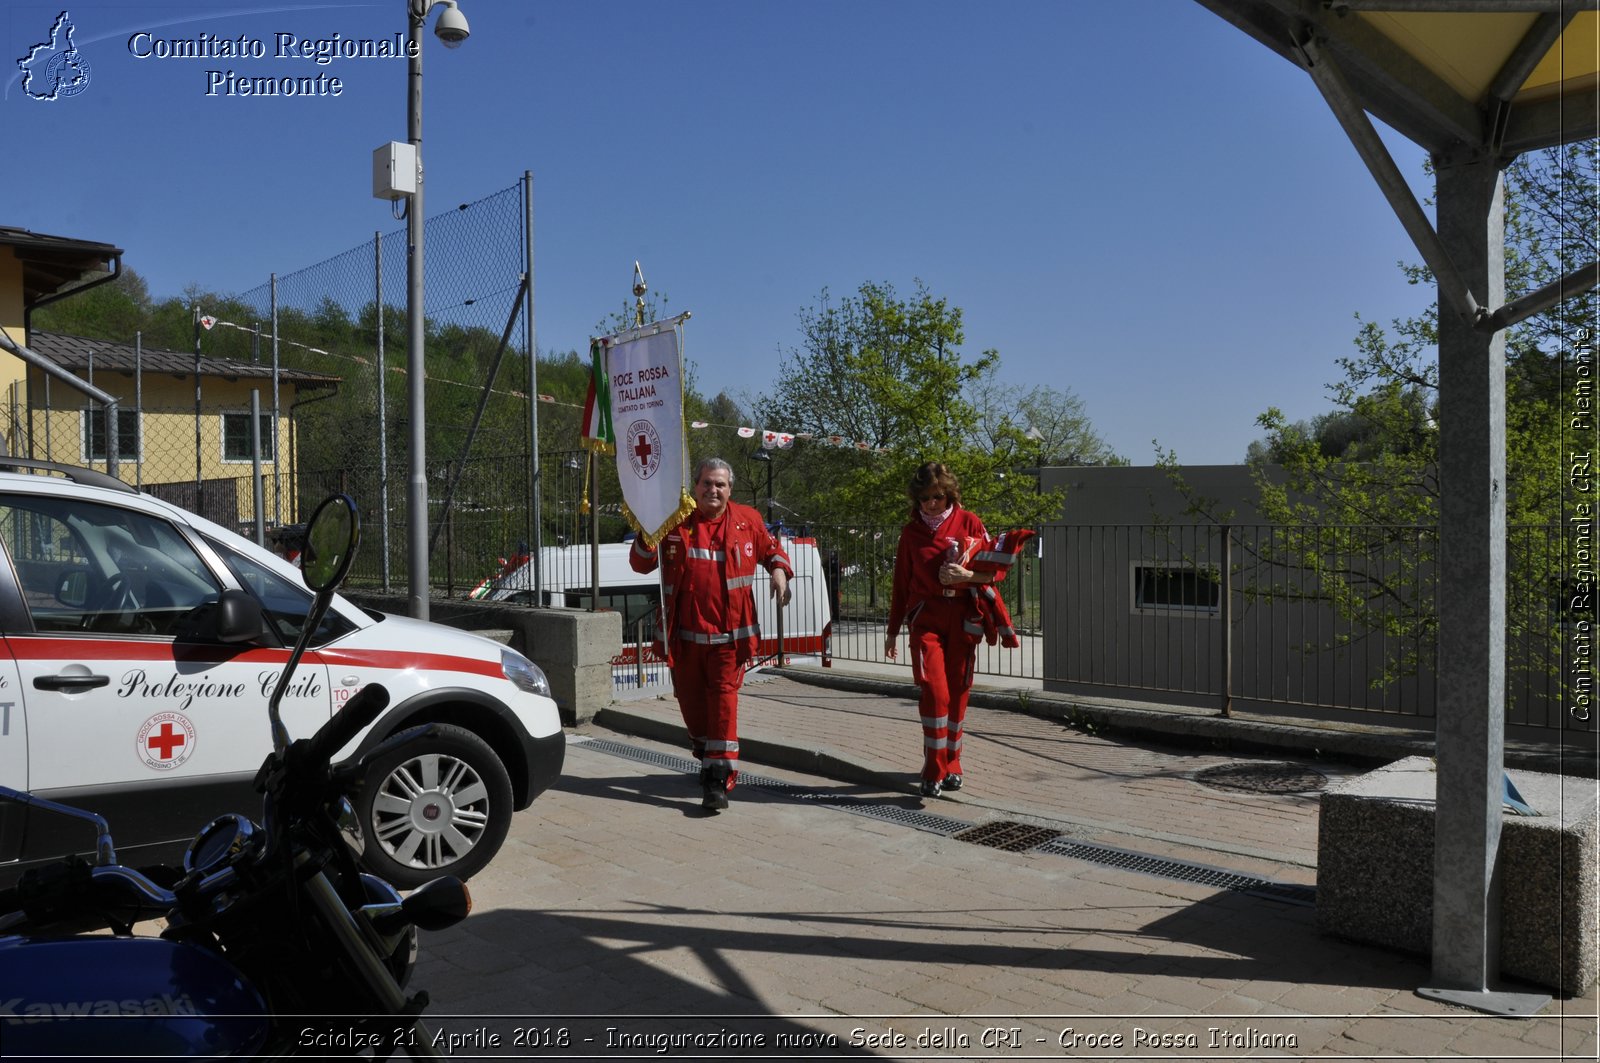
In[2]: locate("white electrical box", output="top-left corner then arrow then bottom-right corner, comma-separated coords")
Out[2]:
372,141 -> 418,199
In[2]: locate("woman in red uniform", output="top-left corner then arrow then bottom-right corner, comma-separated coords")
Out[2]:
883,462 -> 1004,798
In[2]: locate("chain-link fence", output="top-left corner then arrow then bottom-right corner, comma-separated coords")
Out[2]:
7,175 -> 550,585
226,175 -> 542,592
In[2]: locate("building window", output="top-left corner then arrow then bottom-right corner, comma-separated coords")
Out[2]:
1133,564 -> 1220,615
82,408 -> 141,462
222,412 -> 275,463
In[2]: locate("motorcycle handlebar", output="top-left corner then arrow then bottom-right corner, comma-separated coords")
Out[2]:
0,863 -> 176,932
299,683 -> 390,772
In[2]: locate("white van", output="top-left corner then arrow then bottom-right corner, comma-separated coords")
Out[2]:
484,534 -> 833,690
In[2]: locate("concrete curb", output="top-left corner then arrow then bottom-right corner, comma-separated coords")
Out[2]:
592,667 -> 1592,784
768,665 -> 1592,777
593,703 -> 911,794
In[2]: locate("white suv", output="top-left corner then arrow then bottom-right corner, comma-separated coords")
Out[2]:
0,460 -> 564,888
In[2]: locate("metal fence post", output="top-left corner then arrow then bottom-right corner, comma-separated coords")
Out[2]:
1220,523 -> 1233,717
250,389 -> 265,545
375,233 -> 392,593
524,171 -> 542,606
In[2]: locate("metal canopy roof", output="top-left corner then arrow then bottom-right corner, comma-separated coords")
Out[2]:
1196,1 -> 1598,157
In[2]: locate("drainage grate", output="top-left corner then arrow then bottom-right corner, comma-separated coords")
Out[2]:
953,820 -> 1063,852
576,736 -> 702,776
1195,761 -> 1327,795
574,736 -> 1314,905
1035,837 -> 1316,906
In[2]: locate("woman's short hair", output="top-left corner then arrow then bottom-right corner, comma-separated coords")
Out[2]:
907,461 -> 960,514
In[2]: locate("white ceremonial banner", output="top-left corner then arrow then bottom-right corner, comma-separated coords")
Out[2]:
607,316 -> 694,547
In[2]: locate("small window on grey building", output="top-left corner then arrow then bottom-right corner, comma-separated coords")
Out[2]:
1133,564 -> 1220,614
222,412 -> 275,463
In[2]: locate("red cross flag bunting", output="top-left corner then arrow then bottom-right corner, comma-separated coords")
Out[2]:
605,314 -> 694,547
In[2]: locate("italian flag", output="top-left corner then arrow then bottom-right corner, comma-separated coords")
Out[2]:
580,339 -> 615,454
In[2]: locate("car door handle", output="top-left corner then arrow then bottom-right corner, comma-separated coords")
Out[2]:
34,673 -> 110,692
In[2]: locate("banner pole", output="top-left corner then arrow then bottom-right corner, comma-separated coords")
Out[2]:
590,446 -> 600,611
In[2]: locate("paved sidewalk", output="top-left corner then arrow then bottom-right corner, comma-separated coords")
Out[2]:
416,677 -> 1599,1061
598,670 -> 1363,881
591,665 -> 1600,997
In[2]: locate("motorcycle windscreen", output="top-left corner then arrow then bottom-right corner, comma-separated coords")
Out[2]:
0,935 -> 268,1056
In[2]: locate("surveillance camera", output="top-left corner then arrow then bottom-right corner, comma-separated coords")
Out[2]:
434,3 -> 470,46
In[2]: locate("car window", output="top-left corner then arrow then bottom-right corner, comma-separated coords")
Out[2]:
205,536 -> 355,646
0,494 -> 222,635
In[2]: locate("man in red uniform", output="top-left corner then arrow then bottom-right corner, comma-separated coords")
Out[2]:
630,457 -> 792,810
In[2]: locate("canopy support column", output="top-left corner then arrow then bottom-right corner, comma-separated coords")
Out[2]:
1416,154 -> 1549,1018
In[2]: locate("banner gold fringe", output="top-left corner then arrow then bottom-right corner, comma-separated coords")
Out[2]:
624,491 -> 696,549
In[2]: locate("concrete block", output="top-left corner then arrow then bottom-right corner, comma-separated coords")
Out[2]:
1317,755 -> 1598,995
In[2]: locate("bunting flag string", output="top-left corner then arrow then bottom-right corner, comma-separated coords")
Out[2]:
202,317 -> 893,451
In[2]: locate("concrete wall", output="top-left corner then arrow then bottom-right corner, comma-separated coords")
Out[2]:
1036,464 -> 1440,718
343,592 -> 621,727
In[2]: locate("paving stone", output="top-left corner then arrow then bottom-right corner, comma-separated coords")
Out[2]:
408,680 -> 1598,1058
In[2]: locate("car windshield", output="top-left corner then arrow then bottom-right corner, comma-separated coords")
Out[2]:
206,536 -> 355,646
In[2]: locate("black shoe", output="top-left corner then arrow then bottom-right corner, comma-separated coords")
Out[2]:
701,766 -> 730,811
943,774 -> 963,792
919,779 -> 942,799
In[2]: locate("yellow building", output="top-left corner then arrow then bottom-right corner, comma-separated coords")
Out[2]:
0,227 -> 336,530
22,331 -> 338,530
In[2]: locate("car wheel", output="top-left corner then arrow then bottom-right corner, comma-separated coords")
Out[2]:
356,723 -> 513,889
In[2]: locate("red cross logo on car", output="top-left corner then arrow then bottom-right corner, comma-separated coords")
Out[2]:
137,712 -> 197,771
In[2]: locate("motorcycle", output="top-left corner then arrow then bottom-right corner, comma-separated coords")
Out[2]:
0,494 -> 469,1058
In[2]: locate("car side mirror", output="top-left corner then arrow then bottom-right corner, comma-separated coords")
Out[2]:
174,589 -> 268,644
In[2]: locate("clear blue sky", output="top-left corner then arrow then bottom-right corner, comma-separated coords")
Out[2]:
5,0 -> 1435,466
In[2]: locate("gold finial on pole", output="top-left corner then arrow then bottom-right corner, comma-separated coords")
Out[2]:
632,261 -> 647,327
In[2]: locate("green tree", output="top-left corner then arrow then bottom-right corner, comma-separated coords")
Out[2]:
30,267 -> 154,340
969,377 -> 1123,467
759,280 -> 1062,532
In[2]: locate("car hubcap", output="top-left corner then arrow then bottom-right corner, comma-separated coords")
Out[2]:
370,751 -> 492,870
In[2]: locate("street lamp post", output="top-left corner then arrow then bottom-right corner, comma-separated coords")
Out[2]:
750,446 -> 774,525
404,0 -> 469,621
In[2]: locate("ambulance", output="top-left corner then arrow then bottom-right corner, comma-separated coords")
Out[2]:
483,532 -> 833,691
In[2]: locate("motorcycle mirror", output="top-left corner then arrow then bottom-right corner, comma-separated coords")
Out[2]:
268,494 -> 361,755
300,494 -> 359,592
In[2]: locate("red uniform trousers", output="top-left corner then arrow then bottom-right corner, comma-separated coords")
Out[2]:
671,638 -> 744,790
907,597 -> 976,783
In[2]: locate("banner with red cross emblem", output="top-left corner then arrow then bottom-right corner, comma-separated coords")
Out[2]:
605,313 -> 694,547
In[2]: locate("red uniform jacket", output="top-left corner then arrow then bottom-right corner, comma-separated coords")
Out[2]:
887,506 -> 988,642
629,500 -> 793,668
888,509 -> 1032,648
